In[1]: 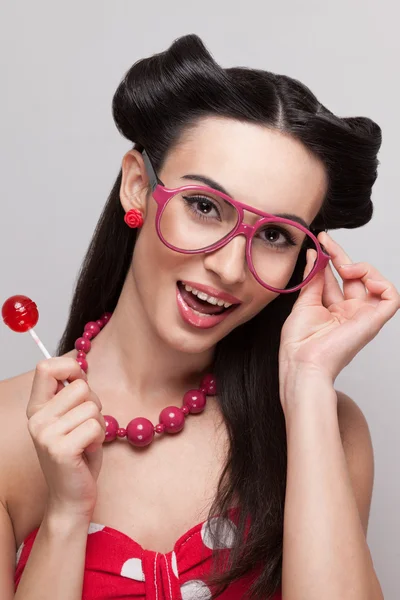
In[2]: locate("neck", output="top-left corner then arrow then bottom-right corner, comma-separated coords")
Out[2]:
85,274 -> 215,411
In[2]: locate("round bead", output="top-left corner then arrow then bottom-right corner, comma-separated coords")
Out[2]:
183,389 -> 206,414
104,415 -> 119,442
75,337 -> 91,353
159,406 -> 185,434
117,427 -> 127,438
155,423 -> 165,434
200,374 -> 217,396
82,331 -> 93,340
76,350 -> 86,360
181,405 -> 190,416
84,321 -> 101,337
1,295 -> 39,333
126,417 -> 154,447
76,357 -> 88,373
101,312 -> 112,324
96,318 -> 106,329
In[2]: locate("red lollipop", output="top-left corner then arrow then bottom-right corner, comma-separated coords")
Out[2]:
2,295 -> 68,386
2,295 -> 39,332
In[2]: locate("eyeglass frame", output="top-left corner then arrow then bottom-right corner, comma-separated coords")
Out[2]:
141,149 -> 331,294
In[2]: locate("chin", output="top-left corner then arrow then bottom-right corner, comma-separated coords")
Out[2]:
159,308 -> 256,356
150,309 -> 228,355
156,317 -> 221,355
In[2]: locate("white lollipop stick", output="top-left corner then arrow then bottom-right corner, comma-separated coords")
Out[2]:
29,328 -> 69,387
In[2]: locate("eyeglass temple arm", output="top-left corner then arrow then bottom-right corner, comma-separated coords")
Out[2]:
142,149 -> 163,191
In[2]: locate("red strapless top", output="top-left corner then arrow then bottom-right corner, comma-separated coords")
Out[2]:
14,506 -> 282,599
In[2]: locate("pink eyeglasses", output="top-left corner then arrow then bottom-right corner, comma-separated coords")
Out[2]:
142,149 -> 331,294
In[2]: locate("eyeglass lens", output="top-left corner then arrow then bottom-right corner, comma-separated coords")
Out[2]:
159,190 -> 317,291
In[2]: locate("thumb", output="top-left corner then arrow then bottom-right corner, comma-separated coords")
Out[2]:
295,248 -> 325,308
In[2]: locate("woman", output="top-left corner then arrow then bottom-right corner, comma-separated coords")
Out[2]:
1,33 -> 397,600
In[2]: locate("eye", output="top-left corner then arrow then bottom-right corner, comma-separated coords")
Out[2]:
182,195 -> 222,220
258,225 -> 297,247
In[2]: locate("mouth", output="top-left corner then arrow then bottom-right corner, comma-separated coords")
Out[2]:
176,281 -> 240,329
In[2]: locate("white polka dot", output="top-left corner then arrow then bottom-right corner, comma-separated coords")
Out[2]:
171,551 -> 179,577
201,517 -> 237,549
88,523 -> 105,534
181,579 -> 212,599
121,557 -> 145,581
16,542 -> 24,565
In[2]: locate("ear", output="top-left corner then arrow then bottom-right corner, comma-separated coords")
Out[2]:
119,149 -> 150,218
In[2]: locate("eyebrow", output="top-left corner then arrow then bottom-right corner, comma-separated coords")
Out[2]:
180,174 -> 310,229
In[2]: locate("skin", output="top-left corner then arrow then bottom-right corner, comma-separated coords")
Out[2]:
1,115 -> 375,570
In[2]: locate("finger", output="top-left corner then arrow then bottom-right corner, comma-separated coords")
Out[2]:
28,358 -> 87,418
44,400 -> 106,439
58,419 -> 106,455
336,261 -> 387,283
44,382 -> 102,419
318,232 -> 366,300
29,384 -> 103,441
296,248 -> 325,307
321,261 -> 344,307
364,279 -> 400,321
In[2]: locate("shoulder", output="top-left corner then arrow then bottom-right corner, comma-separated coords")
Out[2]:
0,349 -> 75,432
336,390 -> 373,454
0,368 -> 36,423
0,369 -> 36,430
0,350 -> 81,487
0,369 -> 37,502
335,389 -> 375,535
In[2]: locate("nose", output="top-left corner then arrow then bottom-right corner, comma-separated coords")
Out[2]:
203,234 -> 248,286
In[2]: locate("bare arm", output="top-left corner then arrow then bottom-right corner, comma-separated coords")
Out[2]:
0,358 -> 106,599
281,373 -> 384,600
13,506 -> 90,599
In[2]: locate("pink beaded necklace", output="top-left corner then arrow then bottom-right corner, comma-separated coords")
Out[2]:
74,312 -> 217,448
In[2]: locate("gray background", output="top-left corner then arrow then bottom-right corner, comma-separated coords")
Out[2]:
0,1 -> 398,597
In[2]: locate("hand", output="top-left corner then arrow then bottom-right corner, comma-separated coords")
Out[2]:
279,231 -> 400,389
27,357 -> 106,520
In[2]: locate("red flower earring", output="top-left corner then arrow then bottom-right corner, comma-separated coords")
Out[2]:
124,208 -> 144,228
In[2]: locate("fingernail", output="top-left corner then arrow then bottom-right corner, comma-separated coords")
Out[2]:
338,264 -> 352,268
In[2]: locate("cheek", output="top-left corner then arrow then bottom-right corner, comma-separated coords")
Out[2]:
133,223 -> 176,272
248,278 -> 278,309
131,223 -> 197,298
235,288 -> 278,326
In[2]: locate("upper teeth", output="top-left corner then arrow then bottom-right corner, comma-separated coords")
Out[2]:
183,283 -> 232,308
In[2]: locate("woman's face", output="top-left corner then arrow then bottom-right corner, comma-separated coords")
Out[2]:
120,116 -> 328,354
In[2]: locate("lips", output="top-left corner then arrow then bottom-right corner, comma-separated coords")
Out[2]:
176,282 -> 239,329
180,280 -> 242,305
177,282 -> 226,315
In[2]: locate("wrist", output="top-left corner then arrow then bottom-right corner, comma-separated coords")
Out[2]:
279,364 -> 337,417
44,500 -> 93,533
280,358 -> 333,392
